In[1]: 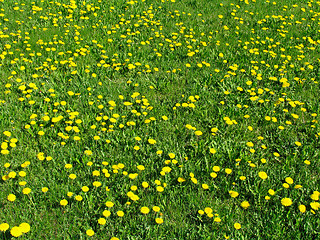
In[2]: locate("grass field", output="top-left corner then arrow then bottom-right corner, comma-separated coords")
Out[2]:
1,0 -> 320,239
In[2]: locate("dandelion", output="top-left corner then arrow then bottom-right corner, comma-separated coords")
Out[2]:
298,205 -> 306,213
105,201 -> 114,207
153,206 -> 160,212
273,152 -> 280,157
246,142 -> 254,147
86,229 -> 94,236
69,174 -> 76,179
7,194 -> 16,202
311,191 -> 320,201
19,223 -> 30,233
148,139 -> 156,144
142,182 -> 149,188
117,211 -> 124,217
195,131 -> 203,136
93,181 -> 102,187
310,202 -> 320,210
212,166 -> 220,172
210,148 -> 216,154
137,165 -> 145,170
304,160 -> 311,165
3,131 -> 11,137
241,201 -> 250,209
156,186 -> 164,192
162,116 -> 168,120
202,184 -> 209,190
10,226 -> 23,237
229,191 -> 239,198
282,183 -> 290,188
198,210 -> 205,215
84,150 -> 93,156
234,223 -> 241,230
268,189 -> 275,196
98,218 -> 106,225
178,177 -> 186,183
258,172 -> 268,180
281,198 -> 293,207
0,223 -> 9,232
204,207 -> 213,214
60,199 -> 68,206
210,172 -> 217,178
285,177 -> 294,185
75,195 -> 83,201
103,210 -> 111,217
141,207 -> 150,214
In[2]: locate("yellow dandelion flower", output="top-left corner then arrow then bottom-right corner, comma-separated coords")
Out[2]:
178,177 -> 186,183
7,194 -> 16,202
142,182 -> 149,188
86,229 -> 94,236
157,186 -> 164,192
212,166 -> 220,172
0,223 -> 9,232
60,199 -> 68,206
241,201 -> 250,209
281,198 -> 293,207
298,205 -> 306,213
98,218 -> 106,225
154,216 -> 163,224
103,210 -> 111,217
75,195 -> 83,201
19,223 -> 30,233
285,177 -> 294,185
268,189 -> 275,196
210,148 -> 216,154
202,184 -> 209,190
210,172 -> 217,178
258,171 -> 268,180
22,188 -> 31,195
310,202 -> 320,210
141,207 -> 150,214
148,139 -> 156,144
153,206 -> 160,212
105,201 -> 114,207
295,141 -> 302,146
229,190 -> 239,198
234,223 -> 241,230
195,131 -> 203,136
204,207 -> 213,214
10,226 -> 23,237
117,211 -> 124,217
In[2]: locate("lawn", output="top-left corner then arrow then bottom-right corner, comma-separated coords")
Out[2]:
0,0 -> 320,239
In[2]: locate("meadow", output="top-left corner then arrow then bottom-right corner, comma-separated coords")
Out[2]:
0,0 -> 320,239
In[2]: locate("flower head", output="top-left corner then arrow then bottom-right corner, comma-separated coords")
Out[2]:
258,171 -> 268,180
281,198 -> 293,207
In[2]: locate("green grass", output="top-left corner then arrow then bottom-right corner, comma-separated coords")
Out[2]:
1,0 -> 320,239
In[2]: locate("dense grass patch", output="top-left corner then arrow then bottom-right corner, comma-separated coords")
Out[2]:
0,0 -> 320,239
